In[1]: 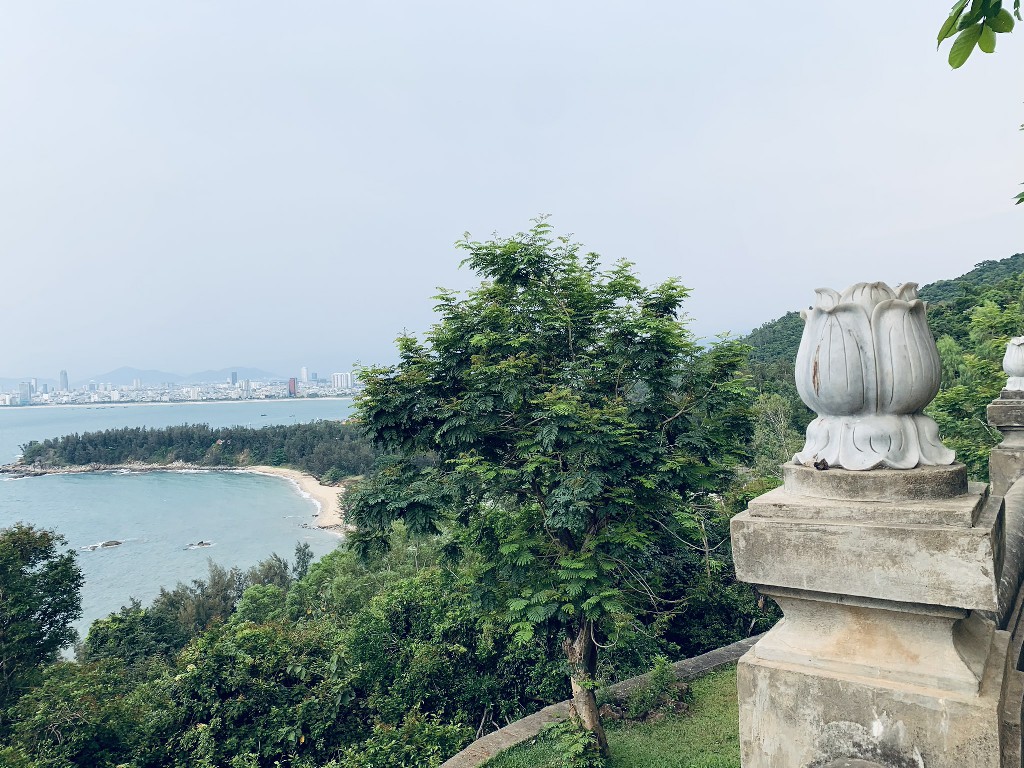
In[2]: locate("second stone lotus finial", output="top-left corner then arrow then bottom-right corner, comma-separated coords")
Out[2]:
1004,337 -> 1024,391
792,281 -> 955,470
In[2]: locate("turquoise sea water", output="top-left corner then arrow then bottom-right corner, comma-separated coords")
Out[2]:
0,399 -> 353,639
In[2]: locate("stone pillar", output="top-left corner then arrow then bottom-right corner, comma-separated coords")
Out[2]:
731,282 -> 1017,767
989,389 -> 1024,499
732,462 -> 1009,767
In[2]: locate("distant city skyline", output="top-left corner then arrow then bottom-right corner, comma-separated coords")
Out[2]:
0,364 -> 363,388
2,4 -> 1021,376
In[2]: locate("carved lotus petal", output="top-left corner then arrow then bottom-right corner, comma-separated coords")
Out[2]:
795,304 -> 875,416
813,288 -> 840,311
895,283 -> 919,301
872,299 -> 941,414
839,282 -> 896,315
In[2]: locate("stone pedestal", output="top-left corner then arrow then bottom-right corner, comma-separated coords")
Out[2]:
732,463 -> 1011,767
990,391 -> 1024,497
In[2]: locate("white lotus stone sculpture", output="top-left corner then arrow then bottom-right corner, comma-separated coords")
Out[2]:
793,281 -> 955,470
1004,337 -> 1024,391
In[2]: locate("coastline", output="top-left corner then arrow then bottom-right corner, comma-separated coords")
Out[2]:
0,461 -> 352,535
240,466 -> 351,533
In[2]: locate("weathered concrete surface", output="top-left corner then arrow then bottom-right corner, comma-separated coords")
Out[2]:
732,490 -> 1003,610
992,482 -> 1024,631
989,400 -> 1024,429
737,630 -> 1009,768
783,462 -> 967,502
755,588 -> 993,695
438,635 -> 759,768
992,449 -> 1024,498
749,482 -> 988,526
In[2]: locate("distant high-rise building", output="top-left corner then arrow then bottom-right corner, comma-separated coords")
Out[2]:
18,382 -> 31,405
41,384 -> 48,395
242,379 -> 251,397
59,370 -> 69,392
350,371 -> 360,388
231,371 -> 238,386
300,366 -> 309,383
29,378 -> 37,395
311,372 -> 318,383
132,378 -> 142,390
288,378 -> 298,397
331,372 -> 346,388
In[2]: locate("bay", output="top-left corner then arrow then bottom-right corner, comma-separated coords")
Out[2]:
0,398 -> 354,640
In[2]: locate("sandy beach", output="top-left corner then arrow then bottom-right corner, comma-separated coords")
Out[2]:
242,465 -> 351,533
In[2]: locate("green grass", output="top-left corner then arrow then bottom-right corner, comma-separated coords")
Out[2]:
483,665 -> 740,768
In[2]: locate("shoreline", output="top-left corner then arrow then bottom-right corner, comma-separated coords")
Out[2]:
240,465 -> 351,533
0,397 -> 354,411
0,461 -> 352,535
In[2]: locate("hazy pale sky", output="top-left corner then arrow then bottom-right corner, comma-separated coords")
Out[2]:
2,2 -> 1021,380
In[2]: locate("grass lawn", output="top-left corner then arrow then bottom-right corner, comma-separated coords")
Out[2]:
483,665 -> 740,768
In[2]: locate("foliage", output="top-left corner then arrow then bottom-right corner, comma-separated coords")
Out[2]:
484,666 -> 740,768
0,524 -> 83,726
623,656 -> 678,720
20,420 -> 378,482
742,312 -> 804,365
348,219 -> 752,749
81,544 -> 317,667
938,0 -> 1019,68
2,658 -> 167,768
539,719 -> 606,768
332,711 -> 473,768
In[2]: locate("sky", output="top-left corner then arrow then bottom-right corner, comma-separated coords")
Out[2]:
1,2 -> 1021,380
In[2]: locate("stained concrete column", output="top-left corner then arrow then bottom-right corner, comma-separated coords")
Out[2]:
731,462 -> 1010,767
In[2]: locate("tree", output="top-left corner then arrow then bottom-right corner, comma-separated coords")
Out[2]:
0,524 -> 83,720
348,219 -> 750,751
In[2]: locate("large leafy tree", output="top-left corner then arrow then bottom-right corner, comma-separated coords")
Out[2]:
0,524 -> 83,723
348,220 -> 750,751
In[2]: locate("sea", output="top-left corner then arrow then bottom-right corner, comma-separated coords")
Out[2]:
0,398 -> 353,641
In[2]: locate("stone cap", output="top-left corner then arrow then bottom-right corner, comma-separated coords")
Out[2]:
749,482 -> 988,527
989,397 -> 1024,428
783,462 -> 967,502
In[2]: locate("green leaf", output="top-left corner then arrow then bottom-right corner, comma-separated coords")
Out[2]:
939,0 -> 971,44
979,24 -> 998,52
949,23 -> 984,67
989,7 -> 1016,30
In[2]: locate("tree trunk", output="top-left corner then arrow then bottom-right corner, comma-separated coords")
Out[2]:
562,620 -> 609,755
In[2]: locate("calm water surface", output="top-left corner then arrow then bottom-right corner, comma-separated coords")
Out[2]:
0,399 -> 354,639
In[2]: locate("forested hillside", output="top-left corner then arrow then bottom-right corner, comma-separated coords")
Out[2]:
743,254 -> 1024,364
